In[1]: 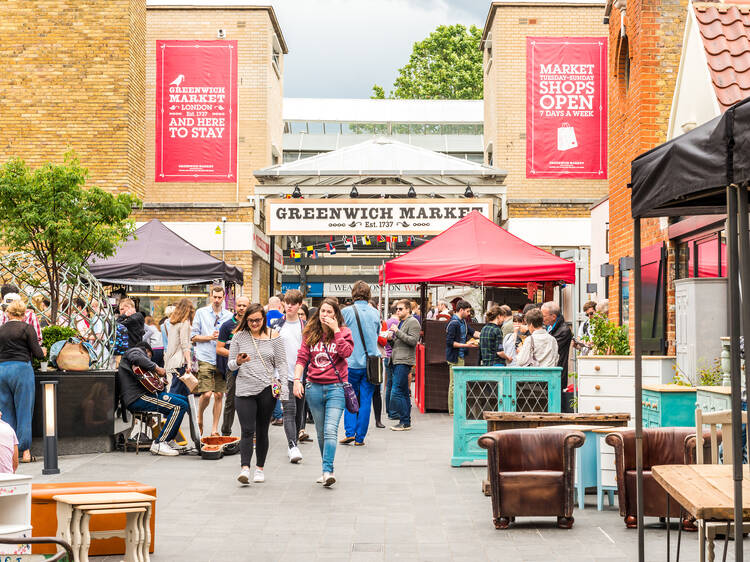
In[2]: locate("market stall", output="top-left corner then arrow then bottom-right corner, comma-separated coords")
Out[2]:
87,219 -> 244,315
629,96 -> 750,560
380,211 -> 575,412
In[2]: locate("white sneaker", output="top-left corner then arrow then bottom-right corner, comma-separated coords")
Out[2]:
253,468 -> 265,483
322,472 -> 336,488
288,446 -> 303,464
167,439 -> 186,451
237,468 -> 251,485
150,441 -> 178,456
316,474 -> 325,484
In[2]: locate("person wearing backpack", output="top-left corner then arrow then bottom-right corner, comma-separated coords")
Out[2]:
516,308 -> 558,368
340,281 -> 380,446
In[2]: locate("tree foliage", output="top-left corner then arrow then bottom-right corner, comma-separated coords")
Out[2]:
585,313 -> 631,356
0,152 -> 141,322
372,24 -> 483,100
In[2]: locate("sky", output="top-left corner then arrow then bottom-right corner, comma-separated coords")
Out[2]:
266,0 -> 487,98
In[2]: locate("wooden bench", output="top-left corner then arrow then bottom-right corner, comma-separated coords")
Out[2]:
53,492 -> 155,562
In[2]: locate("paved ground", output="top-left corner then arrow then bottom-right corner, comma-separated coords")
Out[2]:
17,407 -> 744,561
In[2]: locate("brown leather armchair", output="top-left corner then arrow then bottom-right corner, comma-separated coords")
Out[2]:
605,427 -> 719,529
478,428 -> 585,529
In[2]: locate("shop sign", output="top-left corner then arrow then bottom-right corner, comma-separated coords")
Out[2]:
324,283 -> 420,298
156,40 -> 238,182
282,282 -> 324,297
265,198 -> 493,235
526,37 -> 607,178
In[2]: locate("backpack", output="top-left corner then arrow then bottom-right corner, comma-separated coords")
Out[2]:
113,323 -> 129,355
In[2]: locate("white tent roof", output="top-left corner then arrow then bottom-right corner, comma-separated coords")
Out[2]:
255,138 -> 503,180
283,98 -> 483,124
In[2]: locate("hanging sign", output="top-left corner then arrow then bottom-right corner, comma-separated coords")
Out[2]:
526,37 -> 607,178
324,283 -> 420,298
156,40 -> 238,182
265,198 -> 493,235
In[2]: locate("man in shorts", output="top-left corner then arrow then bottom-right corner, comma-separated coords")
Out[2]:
191,285 -> 233,436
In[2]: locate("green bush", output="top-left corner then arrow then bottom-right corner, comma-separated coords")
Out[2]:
585,314 -> 631,356
41,325 -> 78,359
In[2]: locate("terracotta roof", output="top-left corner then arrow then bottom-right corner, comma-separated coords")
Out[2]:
694,2 -> 750,110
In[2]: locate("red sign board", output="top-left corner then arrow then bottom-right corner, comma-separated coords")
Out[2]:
156,40 -> 238,182
526,37 -> 607,178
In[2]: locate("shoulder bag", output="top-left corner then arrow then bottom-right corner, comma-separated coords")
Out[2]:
352,306 -> 382,385
527,334 -> 541,367
250,333 -> 282,398
324,347 -> 359,414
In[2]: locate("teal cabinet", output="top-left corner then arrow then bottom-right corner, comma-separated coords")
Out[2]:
641,384 -> 697,428
451,366 -> 561,466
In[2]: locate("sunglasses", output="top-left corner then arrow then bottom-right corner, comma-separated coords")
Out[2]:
396,307 -> 406,311
248,317 -> 264,324
586,310 -> 596,317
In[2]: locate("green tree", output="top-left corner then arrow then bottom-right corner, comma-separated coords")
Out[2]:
0,152 -> 141,323
372,24 -> 483,100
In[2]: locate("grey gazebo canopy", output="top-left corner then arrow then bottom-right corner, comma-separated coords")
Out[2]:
629,96 -> 750,561
87,219 -> 243,286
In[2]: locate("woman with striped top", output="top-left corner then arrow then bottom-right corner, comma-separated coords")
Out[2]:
228,303 -> 288,485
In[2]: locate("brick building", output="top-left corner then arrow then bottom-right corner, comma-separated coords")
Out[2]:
481,1 -> 609,234
140,3 -> 287,301
604,0 -> 750,353
0,0 -> 146,197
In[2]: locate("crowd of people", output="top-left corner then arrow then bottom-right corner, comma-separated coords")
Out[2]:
0,276 -> 604,485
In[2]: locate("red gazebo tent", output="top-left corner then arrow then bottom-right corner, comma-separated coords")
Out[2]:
380,211 -> 576,412
381,211 -> 575,285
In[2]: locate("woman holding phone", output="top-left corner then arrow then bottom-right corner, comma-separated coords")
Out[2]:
294,298 -> 354,487
228,303 -> 288,485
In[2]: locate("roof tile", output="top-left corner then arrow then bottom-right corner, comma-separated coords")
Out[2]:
693,3 -> 750,110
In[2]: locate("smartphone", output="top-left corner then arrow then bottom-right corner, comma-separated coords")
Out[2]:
239,353 -> 249,360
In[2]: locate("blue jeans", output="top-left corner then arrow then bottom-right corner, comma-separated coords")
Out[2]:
384,358 -> 397,419
128,392 -> 189,443
0,361 -> 35,451
390,363 -> 412,427
272,398 -> 283,420
344,368 -> 374,443
305,382 -> 345,473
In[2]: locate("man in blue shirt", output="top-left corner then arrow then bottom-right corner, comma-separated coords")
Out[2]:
445,299 -> 479,415
340,281 -> 381,446
191,285 -> 233,437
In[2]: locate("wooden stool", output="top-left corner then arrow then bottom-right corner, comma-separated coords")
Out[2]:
53,492 -> 156,562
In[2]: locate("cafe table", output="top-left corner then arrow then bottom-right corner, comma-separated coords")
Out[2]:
652,464 -> 750,561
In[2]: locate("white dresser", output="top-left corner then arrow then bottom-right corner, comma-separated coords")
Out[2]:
577,355 -> 675,509
0,473 -> 32,555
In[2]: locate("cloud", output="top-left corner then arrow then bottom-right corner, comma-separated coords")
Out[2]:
270,0 -> 485,98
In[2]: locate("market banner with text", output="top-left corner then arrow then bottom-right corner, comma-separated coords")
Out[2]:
526,37 -> 607,178
156,40 -> 238,182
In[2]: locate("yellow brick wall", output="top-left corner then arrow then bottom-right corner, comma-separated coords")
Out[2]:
484,4 -> 609,210
0,0 -> 146,197
145,7 -> 283,206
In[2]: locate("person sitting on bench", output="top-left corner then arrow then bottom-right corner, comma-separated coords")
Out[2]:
117,341 -> 189,456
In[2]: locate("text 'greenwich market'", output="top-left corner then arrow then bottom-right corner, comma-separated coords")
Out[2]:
274,205 -> 488,221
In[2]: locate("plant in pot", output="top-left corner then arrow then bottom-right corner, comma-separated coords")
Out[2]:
584,313 -> 630,356
35,325 -> 78,370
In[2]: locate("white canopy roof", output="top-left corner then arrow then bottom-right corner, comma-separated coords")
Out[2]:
283,98 -> 483,124
255,138 -> 502,181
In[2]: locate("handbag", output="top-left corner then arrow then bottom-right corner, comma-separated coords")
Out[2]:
250,333 -> 282,399
179,372 -> 199,393
324,348 -> 359,414
352,306 -> 382,385
52,338 -> 96,371
527,334 -> 541,367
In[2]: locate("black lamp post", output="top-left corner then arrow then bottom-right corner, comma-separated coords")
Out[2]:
41,380 -> 60,475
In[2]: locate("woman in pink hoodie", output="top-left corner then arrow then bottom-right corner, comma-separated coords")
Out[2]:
294,297 -> 353,487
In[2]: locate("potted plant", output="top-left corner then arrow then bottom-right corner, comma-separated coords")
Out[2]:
35,325 -> 79,370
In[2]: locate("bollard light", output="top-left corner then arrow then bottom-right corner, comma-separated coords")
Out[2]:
41,380 -> 60,475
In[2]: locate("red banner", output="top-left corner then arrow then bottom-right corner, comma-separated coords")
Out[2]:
156,40 -> 238,182
526,37 -> 607,179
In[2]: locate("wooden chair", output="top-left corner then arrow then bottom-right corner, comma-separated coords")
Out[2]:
695,408 -> 750,562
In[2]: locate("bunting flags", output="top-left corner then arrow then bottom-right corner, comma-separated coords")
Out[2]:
377,235 -> 384,243
363,236 -> 371,245
345,239 -> 354,251
352,235 -> 358,244
406,236 -> 413,246
326,242 -> 337,254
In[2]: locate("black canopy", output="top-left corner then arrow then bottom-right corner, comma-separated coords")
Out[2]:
631,96 -> 750,218
87,219 -> 243,285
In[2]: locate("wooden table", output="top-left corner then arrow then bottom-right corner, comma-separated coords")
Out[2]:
653,465 -> 750,561
54,492 -> 155,562
483,411 -> 630,433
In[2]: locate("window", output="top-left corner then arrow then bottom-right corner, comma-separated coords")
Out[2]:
272,34 -> 282,78
620,269 -> 630,326
286,121 -> 307,134
676,231 -> 726,279
484,33 -> 493,73
617,35 -> 631,94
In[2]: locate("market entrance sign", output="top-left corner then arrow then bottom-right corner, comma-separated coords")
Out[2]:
265,198 -> 493,235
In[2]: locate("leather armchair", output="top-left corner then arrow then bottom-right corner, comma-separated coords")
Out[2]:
478,428 -> 585,529
605,427 -> 719,529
